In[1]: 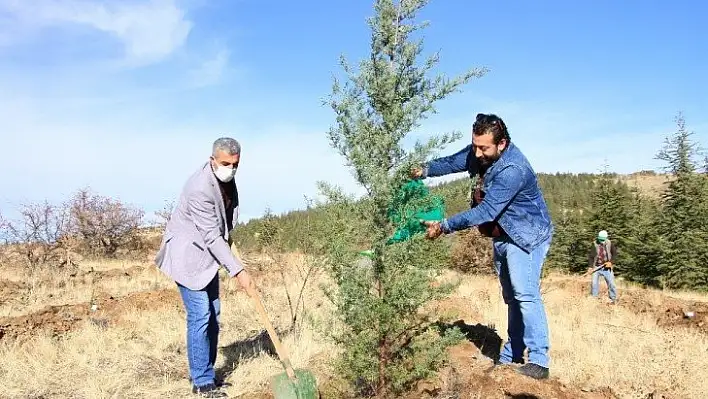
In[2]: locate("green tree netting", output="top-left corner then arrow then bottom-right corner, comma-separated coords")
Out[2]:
386,179 -> 446,244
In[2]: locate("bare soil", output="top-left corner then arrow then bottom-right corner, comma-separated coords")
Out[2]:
81,265 -> 149,280
544,277 -> 708,334
620,290 -> 708,334
313,339 -> 619,399
0,288 -> 180,341
408,341 -> 619,399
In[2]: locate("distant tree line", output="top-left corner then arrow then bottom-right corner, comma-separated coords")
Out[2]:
1,116 -> 704,292
234,113 -> 708,292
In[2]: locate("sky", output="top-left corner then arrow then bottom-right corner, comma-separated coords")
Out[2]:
1,0 -> 707,224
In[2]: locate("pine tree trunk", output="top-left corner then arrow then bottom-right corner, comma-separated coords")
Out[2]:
375,264 -> 387,393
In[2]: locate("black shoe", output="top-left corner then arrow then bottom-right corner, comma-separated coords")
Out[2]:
515,363 -> 549,380
192,383 -> 228,398
189,376 -> 232,388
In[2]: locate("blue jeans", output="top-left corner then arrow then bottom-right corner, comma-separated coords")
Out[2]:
177,273 -> 221,388
493,236 -> 551,368
591,268 -> 617,301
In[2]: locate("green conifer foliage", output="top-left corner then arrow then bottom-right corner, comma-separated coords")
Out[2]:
654,114 -> 708,290
321,0 -> 487,395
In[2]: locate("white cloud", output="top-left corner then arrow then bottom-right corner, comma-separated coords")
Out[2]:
188,48 -> 231,88
0,0 -> 192,66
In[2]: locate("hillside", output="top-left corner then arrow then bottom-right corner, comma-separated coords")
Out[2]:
233,171 -> 675,272
1,167 -> 706,398
618,172 -> 672,198
0,251 -> 706,398
235,171 -> 670,238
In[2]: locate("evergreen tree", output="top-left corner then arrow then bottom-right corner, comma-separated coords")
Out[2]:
546,200 -> 589,272
655,112 -> 701,175
585,167 -> 639,275
654,114 -> 708,290
321,0 -> 487,395
621,191 -> 663,286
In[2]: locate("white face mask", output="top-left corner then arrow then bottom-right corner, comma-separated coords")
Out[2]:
213,164 -> 236,183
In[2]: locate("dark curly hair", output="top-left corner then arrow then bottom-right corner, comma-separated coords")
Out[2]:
472,113 -> 510,145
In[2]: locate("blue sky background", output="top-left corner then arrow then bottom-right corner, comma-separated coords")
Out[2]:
1,0 -> 706,223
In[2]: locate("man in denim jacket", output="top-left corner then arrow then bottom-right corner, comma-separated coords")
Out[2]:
416,113 -> 554,380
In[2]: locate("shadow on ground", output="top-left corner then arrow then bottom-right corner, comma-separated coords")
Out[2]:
216,327 -> 287,382
505,393 -> 542,399
436,319 -> 503,362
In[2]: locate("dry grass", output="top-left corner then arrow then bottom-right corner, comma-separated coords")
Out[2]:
1,252 -> 707,398
0,252 -> 338,399
619,173 -> 672,199
0,261 -> 172,317
449,271 -> 708,399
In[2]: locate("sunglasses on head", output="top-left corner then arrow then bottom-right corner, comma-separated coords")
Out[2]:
475,113 -> 506,130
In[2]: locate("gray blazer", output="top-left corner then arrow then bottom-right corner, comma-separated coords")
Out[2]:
154,161 -> 244,290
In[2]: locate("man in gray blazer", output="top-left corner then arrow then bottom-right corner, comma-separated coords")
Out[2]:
155,137 -> 252,397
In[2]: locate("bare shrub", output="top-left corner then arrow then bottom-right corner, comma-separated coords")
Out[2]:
67,188 -> 144,257
0,201 -> 71,268
449,230 -> 495,274
154,200 -> 175,228
255,207 -> 323,335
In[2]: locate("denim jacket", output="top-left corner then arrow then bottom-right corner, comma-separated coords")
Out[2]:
423,142 -> 554,253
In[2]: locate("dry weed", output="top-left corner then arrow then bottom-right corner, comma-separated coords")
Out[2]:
0,253 -> 707,398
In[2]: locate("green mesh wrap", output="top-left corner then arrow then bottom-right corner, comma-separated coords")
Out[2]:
386,179 -> 445,244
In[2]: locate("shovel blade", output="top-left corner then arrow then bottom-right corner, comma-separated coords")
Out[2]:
269,368 -> 318,399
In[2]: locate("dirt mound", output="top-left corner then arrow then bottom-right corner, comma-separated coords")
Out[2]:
314,319 -> 618,399
404,341 -> 618,399
619,290 -> 708,334
0,288 -> 180,341
543,276 -> 708,334
80,265 -> 151,281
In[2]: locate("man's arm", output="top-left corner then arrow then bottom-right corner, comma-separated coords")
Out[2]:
423,144 -> 473,178
188,189 -> 244,277
441,164 -> 525,233
611,243 -> 618,265
588,246 -> 596,269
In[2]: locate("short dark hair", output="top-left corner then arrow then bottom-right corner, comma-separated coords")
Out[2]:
472,113 -> 510,145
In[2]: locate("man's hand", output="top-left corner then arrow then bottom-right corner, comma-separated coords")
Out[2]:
604,261 -> 613,270
410,166 -> 424,179
421,220 -> 443,239
235,270 -> 253,291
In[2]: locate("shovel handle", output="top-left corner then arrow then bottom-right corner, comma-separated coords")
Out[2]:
245,283 -> 297,380
230,244 -> 297,380
583,265 -> 604,277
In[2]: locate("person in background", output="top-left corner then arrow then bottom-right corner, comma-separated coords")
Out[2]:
414,113 -> 554,380
588,230 -> 618,304
155,137 -> 253,398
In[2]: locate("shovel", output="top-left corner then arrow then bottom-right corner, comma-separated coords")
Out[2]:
582,263 -> 612,278
230,244 -> 318,399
